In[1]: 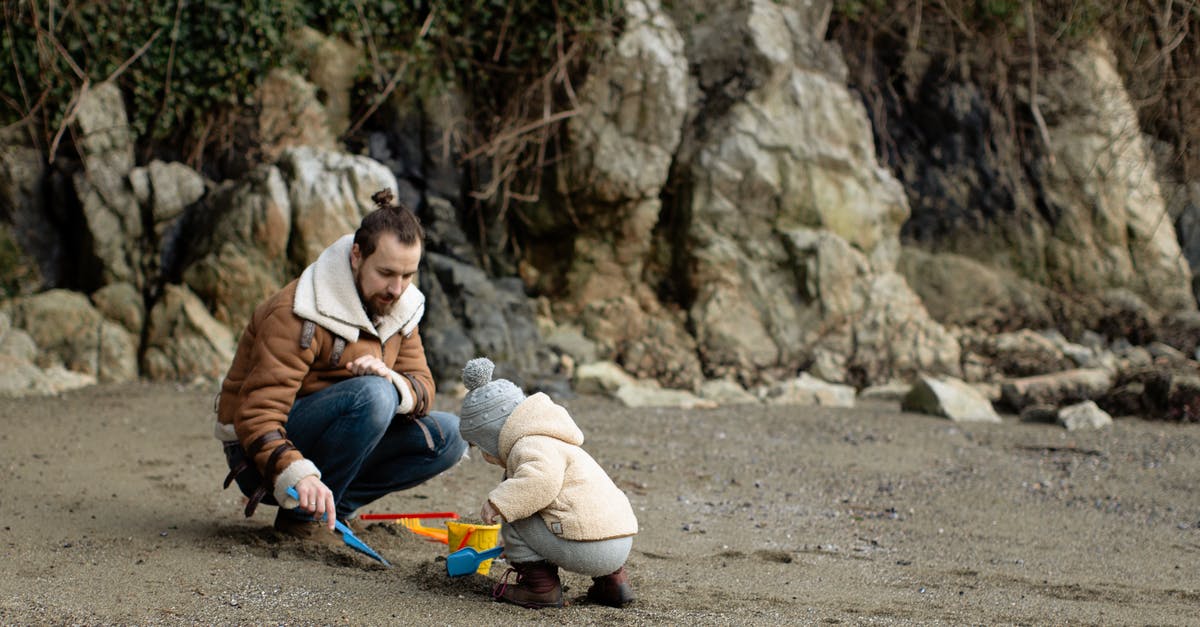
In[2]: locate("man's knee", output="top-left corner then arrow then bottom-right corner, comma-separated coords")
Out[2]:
350,376 -> 400,428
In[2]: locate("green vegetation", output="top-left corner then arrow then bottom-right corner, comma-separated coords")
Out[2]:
1,0 -> 614,182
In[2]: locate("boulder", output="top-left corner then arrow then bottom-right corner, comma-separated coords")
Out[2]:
763,373 -> 856,408
1000,368 -> 1114,412
256,68 -> 339,163
0,355 -> 96,397
142,284 -> 234,381
90,282 -> 144,335
278,146 -> 398,266
4,289 -> 137,382
73,82 -> 143,286
902,375 -> 1001,423
1057,401 -> 1113,431
180,165 -> 293,332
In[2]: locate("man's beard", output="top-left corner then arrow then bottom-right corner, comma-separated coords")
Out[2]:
355,269 -> 397,319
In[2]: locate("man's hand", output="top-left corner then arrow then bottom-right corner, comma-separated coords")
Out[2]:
295,475 -> 336,531
480,500 -> 500,525
346,355 -> 391,378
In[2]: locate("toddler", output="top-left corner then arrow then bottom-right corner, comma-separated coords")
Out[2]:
458,357 -> 638,608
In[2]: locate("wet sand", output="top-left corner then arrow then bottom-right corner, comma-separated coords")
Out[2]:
1,382 -> 1198,625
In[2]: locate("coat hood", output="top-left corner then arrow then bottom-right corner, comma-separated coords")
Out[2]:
292,234 -> 424,342
497,392 -> 583,461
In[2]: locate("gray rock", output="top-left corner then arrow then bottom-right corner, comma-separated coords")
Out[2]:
142,284 -> 234,381
1000,368 -> 1114,412
764,373 -> 856,408
6,289 -> 138,383
91,282 -> 144,335
0,311 -> 37,362
179,164 -> 292,333
902,375 -> 1001,423
278,146 -> 398,266
699,378 -> 761,405
1057,401 -> 1113,431
858,382 -> 912,403
1019,404 -> 1059,424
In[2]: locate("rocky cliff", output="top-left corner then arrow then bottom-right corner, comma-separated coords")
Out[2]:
1,0 -> 1197,421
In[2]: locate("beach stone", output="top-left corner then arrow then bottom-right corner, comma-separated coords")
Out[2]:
1057,401 -> 1113,431
764,373 -> 856,408
858,381 -> 912,402
1019,404 -> 1059,424
699,378 -> 760,405
1000,368 -> 1114,411
902,375 -> 1001,423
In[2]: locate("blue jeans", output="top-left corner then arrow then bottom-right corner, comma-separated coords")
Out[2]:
225,376 -> 466,520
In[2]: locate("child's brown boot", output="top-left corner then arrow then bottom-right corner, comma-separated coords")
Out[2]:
587,566 -> 634,607
492,560 -> 564,608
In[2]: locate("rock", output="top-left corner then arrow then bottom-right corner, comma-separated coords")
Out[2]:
573,359 -> 713,408
0,354 -> 96,397
699,378 -> 761,406
73,82 -> 143,286
564,0 -> 688,203
278,146 -> 398,265
858,381 -> 912,402
902,375 -> 1001,422
141,284 -> 235,381
421,252 -> 558,390
179,164 -> 292,332
291,26 -> 362,139
1000,368 -> 1114,412
6,289 -> 137,383
614,382 -> 716,409
134,160 -> 207,229
90,282 -> 144,335
1158,310 -> 1200,357
1038,39 -> 1193,311
970,329 -> 1074,377
0,142 -> 50,294
574,361 -> 637,396
1020,404 -> 1059,424
1057,401 -> 1113,431
256,68 -> 339,163
542,325 -> 599,367
0,311 -> 35,361
1147,341 -> 1188,364
897,248 -> 1056,331
764,373 -> 856,408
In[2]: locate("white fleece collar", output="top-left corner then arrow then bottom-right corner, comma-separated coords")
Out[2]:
293,234 -> 425,342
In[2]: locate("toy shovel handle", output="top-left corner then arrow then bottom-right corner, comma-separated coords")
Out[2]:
285,487 -> 391,567
446,545 -> 504,577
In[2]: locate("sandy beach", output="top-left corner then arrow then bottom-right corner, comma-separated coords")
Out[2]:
1,381 -> 1198,625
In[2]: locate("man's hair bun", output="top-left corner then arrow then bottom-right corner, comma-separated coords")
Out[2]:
371,189 -> 395,209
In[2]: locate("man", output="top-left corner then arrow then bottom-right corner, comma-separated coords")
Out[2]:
215,189 -> 466,540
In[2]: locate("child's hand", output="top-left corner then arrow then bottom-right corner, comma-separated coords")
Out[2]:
480,500 -> 499,524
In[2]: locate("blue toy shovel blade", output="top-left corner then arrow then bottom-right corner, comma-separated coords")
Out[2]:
286,487 -> 391,567
447,546 -> 504,577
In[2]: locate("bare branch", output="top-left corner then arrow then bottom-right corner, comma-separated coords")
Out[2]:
104,27 -> 163,83
48,77 -> 88,163
342,9 -> 436,139
1024,0 -> 1054,166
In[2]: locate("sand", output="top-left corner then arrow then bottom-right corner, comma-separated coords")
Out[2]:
1,381 -> 1198,625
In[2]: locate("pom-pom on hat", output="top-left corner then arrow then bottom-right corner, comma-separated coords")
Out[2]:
459,357 -> 525,457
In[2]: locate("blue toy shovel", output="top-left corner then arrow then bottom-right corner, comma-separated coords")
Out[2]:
286,487 -> 390,567
447,546 -> 503,577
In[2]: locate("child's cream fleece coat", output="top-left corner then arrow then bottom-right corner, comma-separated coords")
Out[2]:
488,392 -> 638,541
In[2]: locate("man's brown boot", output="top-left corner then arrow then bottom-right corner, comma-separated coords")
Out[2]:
492,561 -> 564,608
273,510 -> 342,547
587,566 -> 634,607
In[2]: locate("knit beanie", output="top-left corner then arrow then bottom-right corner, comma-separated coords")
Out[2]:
459,357 -> 525,458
